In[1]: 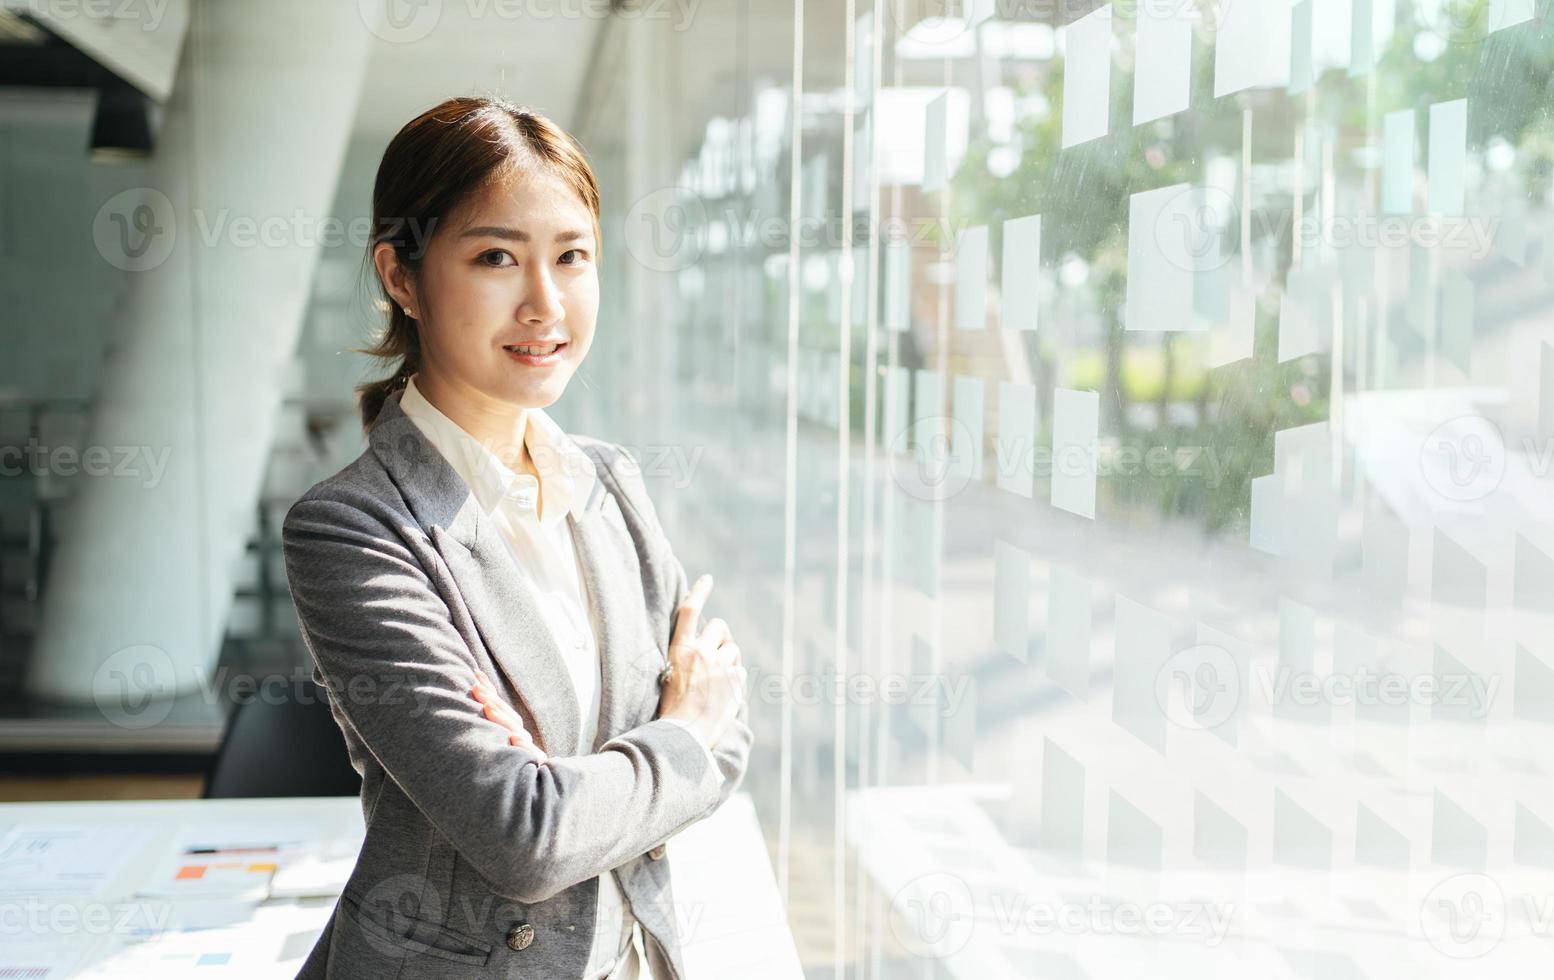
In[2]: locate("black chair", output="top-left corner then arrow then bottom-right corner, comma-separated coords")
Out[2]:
204,678 -> 361,798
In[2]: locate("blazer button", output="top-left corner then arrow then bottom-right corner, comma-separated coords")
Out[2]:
647,843 -> 666,860
506,923 -> 536,951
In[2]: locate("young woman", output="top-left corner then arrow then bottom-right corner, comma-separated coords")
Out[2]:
282,96 -> 752,980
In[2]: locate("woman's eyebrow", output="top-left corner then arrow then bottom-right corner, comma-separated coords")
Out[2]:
457,226 -> 591,244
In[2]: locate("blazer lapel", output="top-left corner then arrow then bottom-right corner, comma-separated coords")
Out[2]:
565,464 -> 663,752
368,389 -> 583,756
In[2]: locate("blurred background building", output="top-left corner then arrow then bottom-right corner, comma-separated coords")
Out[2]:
3,0 -> 1554,975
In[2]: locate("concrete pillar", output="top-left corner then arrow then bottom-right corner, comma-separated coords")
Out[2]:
26,0 -> 374,704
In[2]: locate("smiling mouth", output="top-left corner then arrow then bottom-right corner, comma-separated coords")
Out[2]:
503,342 -> 566,356
502,342 -> 567,366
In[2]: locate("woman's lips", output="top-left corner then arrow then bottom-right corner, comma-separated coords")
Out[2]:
503,342 -> 566,366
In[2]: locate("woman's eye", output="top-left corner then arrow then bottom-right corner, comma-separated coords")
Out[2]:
559,249 -> 589,265
480,250 -> 515,267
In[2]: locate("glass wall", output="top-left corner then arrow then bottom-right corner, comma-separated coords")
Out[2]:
583,0 -> 1554,975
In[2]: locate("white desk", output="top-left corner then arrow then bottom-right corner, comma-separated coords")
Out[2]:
0,792 -> 801,978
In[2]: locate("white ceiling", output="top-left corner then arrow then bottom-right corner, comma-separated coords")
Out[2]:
349,3 -> 606,142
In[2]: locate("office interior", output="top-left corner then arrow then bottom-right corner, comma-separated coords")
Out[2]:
2,0 -> 1554,976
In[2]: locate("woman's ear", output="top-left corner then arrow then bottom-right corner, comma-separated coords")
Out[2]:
372,242 -> 417,314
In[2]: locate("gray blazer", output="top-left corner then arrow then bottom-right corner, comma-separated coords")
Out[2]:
281,388 -> 753,979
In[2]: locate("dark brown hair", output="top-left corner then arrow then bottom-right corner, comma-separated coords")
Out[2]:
353,96 -> 602,432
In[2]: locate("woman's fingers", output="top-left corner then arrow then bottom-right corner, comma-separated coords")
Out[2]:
511,734 -> 547,760
470,673 -> 547,759
482,699 -> 528,736
698,617 -> 731,653
673,575 -> 714,649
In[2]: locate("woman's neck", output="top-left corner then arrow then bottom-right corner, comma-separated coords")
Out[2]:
411,369 -> 537,480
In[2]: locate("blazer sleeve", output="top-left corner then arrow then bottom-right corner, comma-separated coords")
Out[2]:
601,443 -> 754,811
281,492 -> 726,905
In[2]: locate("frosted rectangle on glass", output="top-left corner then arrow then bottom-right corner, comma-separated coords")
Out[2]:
884,365 -> 909,459
1208,275 -> 1256,366
1046,565 -> 1092,699
1543,342 -> 1554,441
1061,6 -> 1111,148
955,225 -> 988,330
1428,98 -> 1467,215
1133,0 -> 1191,124
942,670 -> 977,769
923,91 -> 948,193
1349,0 -> 1374,76
1108,790 -> 1163,868
1250,473 -> 1282,554
1357,806 -> 1410,867
1215,0 -> 1292,96
1382,109 -> 1415,214
803,153 -> 828,223
1113,595 -> 1170,753
885,242 -> 911,332
1432,790 -> 1488,868
1278,266 -> 1327,361
1274,790 -> 1333,869
1489,0 -> 1535,32
1289,0 -> 1314,95
1440,268 -> 1474,375
1126,183 -> 1199,332
1051,387 -> 1099,518
907,497 -> 938,597
852,117 -> 870,206
1362,504 -> 1409,604
1000,213 -> 1041,331
996,381 -> 1037,497
912,368 -> 942,451
1195,792 -> 1249,869
995,539 -> 1031,662
850,246 -> 868,328
952,375 -> 984,481
1041,738 -> 1085,854
1432,527 -> 1487,611
1195,623 -> 1251,746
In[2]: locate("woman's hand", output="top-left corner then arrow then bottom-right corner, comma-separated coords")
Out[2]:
657,574 -> 747,750
471,668 -> 548,762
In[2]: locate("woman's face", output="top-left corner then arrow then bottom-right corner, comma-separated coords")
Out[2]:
386,169 -> 599,413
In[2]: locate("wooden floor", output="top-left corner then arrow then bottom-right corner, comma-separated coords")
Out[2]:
0,774 -> 204,802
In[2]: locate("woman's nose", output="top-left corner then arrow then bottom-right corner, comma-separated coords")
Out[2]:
521,265 -> 565,323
